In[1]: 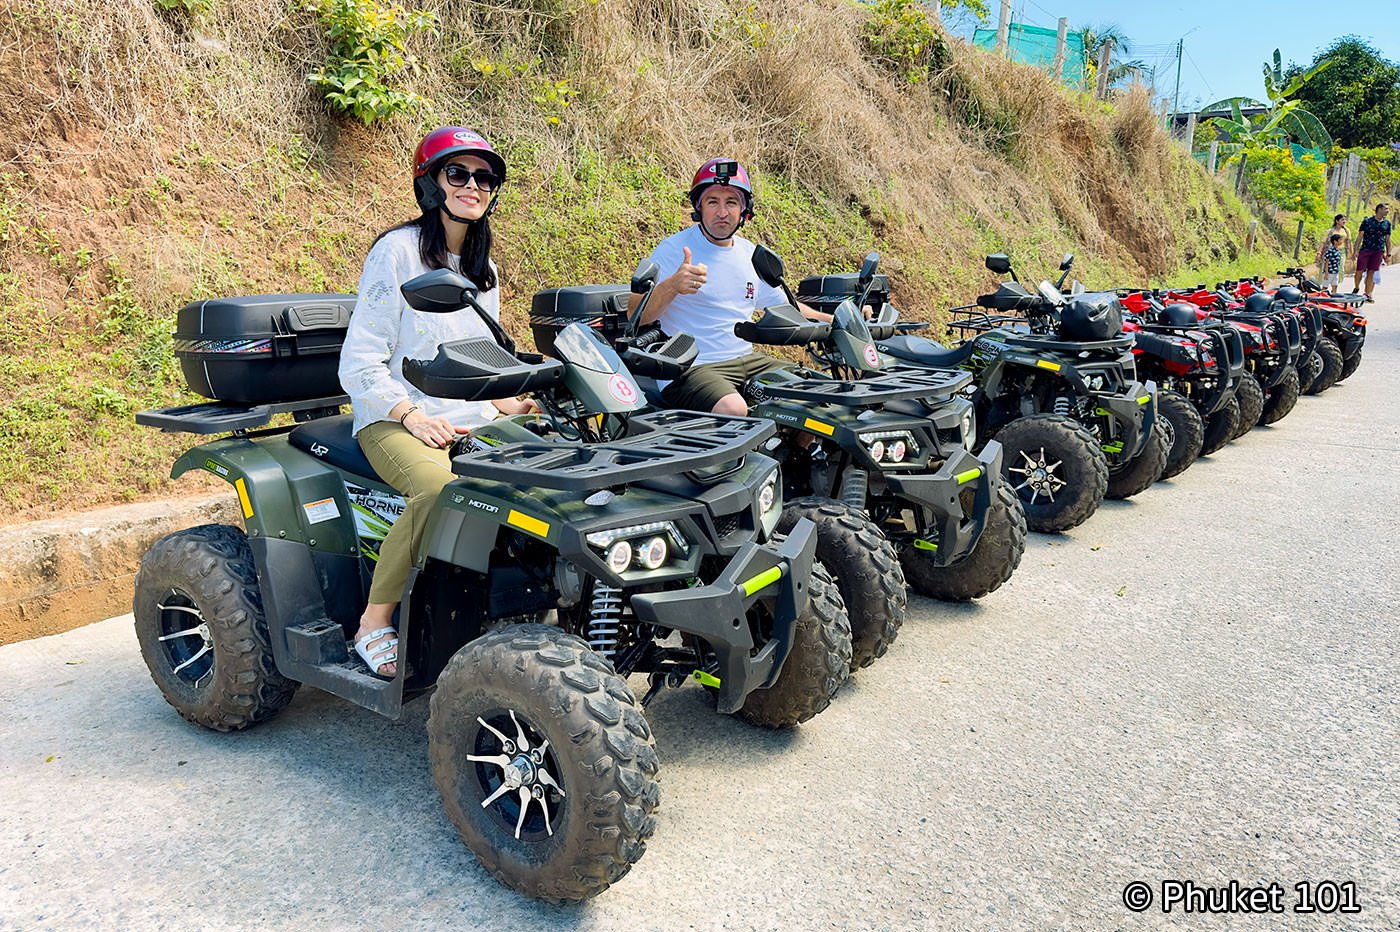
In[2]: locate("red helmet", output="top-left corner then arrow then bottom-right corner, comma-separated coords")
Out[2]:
688,157 -> 754,219
413,127 -> 507,215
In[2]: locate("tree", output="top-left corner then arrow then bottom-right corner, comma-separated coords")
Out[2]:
1202,49 -> 1334,157
1077,23 -> 1145,90
1285,37 -> 1400,148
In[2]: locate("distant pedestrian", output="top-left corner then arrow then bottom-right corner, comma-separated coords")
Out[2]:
1317,213 -> 1349,269
1351,203 -> 1392,303
1320,233 -> 1344,291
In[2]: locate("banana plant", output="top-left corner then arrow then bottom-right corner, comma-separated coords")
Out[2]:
1202,49 -> 1335,158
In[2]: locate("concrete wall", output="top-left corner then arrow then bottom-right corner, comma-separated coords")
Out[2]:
0,494 -> 240,645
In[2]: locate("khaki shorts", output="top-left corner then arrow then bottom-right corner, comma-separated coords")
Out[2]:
660,352 -> 790,412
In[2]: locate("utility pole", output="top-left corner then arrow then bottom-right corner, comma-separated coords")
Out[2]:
996,0 -> 1011,56
1052,17 -> 1067,83
929,0 -> 941,21
1171,38 -> 1183,136
1095,38 -> 1113,99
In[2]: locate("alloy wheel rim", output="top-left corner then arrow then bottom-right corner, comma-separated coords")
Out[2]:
156,590 -> 215,686
468,709 -> 566,842
1007,446 -> 1067,504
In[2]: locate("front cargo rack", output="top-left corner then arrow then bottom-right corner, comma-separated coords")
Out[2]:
451,409 -> 776,491
136,394 -> 350,434
753,366 -> 969,405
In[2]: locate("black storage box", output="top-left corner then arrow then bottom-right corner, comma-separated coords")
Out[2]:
795,273 -> 891,316
173,294 -> 354,404
529,284 -> 631,357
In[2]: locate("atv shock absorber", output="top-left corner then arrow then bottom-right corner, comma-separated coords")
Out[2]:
840,468 -> 868,509
1052,395 -> 1073,417
586,582 -> 624,660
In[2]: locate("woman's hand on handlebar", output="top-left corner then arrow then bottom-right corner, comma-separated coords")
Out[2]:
403,408 -> 470,448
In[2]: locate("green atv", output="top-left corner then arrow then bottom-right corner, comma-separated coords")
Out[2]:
133,269 -> 851,902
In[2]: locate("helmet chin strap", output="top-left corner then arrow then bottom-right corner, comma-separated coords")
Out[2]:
697,214 -> 745,244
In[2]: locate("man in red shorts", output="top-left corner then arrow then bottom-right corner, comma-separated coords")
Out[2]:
1351,203 -> 1392,303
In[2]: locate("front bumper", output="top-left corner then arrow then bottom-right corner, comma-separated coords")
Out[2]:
628,517 -> 817,714
882,440 -> 1003,566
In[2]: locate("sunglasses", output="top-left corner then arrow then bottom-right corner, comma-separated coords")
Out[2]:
442,164 -> 502,192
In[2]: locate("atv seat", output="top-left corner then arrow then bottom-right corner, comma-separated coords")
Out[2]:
878,334 -> 981,369
289,414 -> 382,482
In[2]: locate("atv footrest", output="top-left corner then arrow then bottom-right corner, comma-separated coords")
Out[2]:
286,618 -> 350,664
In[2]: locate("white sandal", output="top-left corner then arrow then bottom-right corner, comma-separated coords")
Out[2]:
354,627 -> 399,679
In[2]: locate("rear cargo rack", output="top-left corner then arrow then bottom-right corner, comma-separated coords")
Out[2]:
136,394 -> 349,434
753,366 -> 969,405
450,409 -> 776,491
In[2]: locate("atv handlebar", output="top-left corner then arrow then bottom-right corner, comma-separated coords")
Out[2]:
403,338 -> 565,401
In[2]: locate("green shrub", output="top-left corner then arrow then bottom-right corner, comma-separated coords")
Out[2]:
301,0 -> 437,124
1239,144 -> 1326,221
861,0 -> 949,85
153,0 -> 211,15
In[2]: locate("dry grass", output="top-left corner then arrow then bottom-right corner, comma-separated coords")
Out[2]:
0,0 -> 1283,524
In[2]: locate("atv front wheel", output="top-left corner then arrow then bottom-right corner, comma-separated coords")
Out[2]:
428,625 -> 659,902
1155,390 -> 1204,479
900,483 -> 1026,601
776,497 -> 905,670
1303,336 -> 1344,395
1200,396 -> 1240,455
1105,419 -> 1168,499
1230,373 -> 1264,441
133,524 -> 298,731
994,414 -> 1108,533
1258,366 -> 1301,425
735,562 -> 851,727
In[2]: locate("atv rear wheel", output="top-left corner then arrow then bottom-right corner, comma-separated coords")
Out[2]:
1338,348 -> 1362,382
995,414 -> 1108,533
1155,390 -> 1204,480
901,482 -> 1026,601
1230,373 -> 1264,441
735,562 -> 851,727
1303,336 -> 1343,395
133,524 -> 298,731
776,497 -> 905,670
1258,366 -> 1300,425
1105,419 -> 1168,499
428,625 -> 659,902
1199,396 -> 1240,455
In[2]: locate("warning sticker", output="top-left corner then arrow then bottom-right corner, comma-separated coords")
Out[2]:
302,497 -> 341,524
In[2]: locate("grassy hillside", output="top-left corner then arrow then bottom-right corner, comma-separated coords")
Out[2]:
0,0 -> 1288,525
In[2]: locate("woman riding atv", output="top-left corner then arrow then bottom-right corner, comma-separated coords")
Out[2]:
338,127 -> 536,677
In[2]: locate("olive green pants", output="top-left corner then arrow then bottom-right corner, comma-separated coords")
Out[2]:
357,420 -> 455,605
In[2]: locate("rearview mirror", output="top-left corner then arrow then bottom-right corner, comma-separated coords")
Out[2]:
985,253 -> 1012,275
751,244 -> 786,287
1059,253 -> 1074,271
630,259 -> 660,295
858,251 -> 880,287
401,268 -> 478,313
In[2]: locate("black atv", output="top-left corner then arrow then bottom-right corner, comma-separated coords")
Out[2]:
876,253 -> 1163,534
732,247 -> 1026,608
529,267 -> 908,670
133,269 -> 852,902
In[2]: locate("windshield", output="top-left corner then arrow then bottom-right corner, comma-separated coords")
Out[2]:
552,322 -> 623,374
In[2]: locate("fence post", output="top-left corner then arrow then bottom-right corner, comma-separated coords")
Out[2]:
1052,18 -> 1067,82
996,0 -> 1010,55
1346,194 -> 1353,217
929,0 -> 941,20
1095,38 -> 1114,99
1183,112 -> 1197,148
1293,219 -> 1306,260
1207,140 -> 1218,174
1235,152 -> 1248,195
1245,220 -> 1258,255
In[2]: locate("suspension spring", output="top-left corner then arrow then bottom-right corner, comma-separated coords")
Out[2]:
1052,395 -> 1072,417
586,582 -> 624,660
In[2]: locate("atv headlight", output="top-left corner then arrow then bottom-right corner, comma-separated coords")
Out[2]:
605,540 -> 633,574
759,475 -> 778,514
959,407 -> 977,451
635,536 -> 668,570
857,430 -> 920,465
587,521 -> 690,568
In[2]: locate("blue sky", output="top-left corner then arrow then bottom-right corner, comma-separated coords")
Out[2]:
942,0 -> 1399,112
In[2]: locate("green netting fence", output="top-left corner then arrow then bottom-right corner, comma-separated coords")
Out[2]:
971,23 -> 1086,89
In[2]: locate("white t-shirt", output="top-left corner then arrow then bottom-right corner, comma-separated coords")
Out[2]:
339,226 -> 502,436
645,225 -> 786,365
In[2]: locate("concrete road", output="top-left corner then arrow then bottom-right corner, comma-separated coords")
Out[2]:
3,281 -> 1398,931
